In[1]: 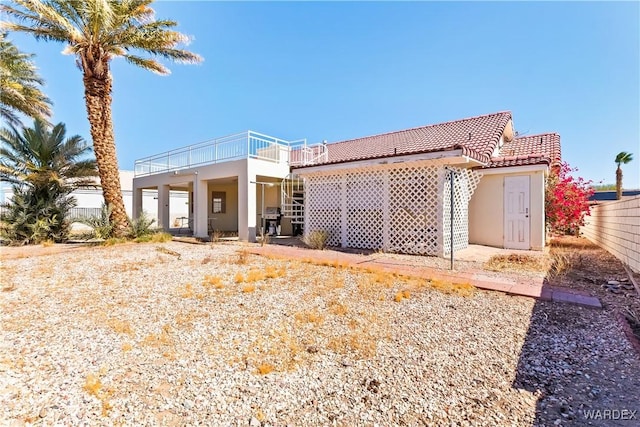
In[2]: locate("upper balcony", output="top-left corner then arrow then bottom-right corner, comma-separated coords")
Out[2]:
134,131 -> 327,177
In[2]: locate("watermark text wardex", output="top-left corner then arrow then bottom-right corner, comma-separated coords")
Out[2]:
582,409 -> 637,421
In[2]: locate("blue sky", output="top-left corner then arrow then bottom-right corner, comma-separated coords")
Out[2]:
6,1 -> 640,188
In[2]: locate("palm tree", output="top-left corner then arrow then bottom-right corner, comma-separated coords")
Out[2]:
615,151 -> 633,200
0,33 -> 51,126
0,119 -> 98,244
1,1 -> 203,236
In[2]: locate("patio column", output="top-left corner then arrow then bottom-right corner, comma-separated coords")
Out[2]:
193,176 -> 208,238
157,184 -> 170,231
132,187 -> 143,220
238,171 -> 257,242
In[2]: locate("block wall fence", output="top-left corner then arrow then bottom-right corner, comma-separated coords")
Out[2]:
581,195 -> 640,273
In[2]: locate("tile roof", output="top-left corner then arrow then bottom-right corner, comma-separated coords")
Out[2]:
293,111 -> 513,167
485,133 -> 561,169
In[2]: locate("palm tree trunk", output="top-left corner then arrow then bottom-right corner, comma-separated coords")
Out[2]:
616,166 -> 623,200
83,71 -> 130,237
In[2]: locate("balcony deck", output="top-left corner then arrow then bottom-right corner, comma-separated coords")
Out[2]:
134,131 -> 315,177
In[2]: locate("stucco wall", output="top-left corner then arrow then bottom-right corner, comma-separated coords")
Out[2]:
581,196 -> 640,273
207,182 -> 239,232
2,171 -> 188,226
469,169 -> 546,250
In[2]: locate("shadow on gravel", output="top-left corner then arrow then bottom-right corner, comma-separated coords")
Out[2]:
513,239 -> 640,426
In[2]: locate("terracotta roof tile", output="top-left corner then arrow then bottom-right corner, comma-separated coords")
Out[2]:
485,133 -> 561,169
294,111 -> 513,167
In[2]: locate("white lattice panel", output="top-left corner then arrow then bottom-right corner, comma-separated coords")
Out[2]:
305,174 -> 342,247
303,164 -> 482,257
442,168 -> 483,255
388,165 -> 442,255
346,170 -> 384,249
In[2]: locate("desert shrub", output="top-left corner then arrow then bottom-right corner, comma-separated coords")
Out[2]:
210,229 -> 223,243
303,230 -> 330,250
74,204 -> 115,239
133,232 -> 172,243
548,248 -> 575,279
0,185 -> 74,245
129,211 -> 157,238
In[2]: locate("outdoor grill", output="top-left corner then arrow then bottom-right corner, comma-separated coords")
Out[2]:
263,207 -> 280,220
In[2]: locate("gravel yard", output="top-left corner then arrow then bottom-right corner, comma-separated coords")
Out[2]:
1,240 -> 639,426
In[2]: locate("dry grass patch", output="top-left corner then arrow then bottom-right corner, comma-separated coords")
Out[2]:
356,274 -> 389,301
83,372 -> 114,416
394,290 -> 411,302
549,236 -> 599,250
428,279 -> 475,297
239,325 -> 306,373
242,284 -> 256,293
547,248 -> 581,279
246,269 -> 266,283
142,324 -> 173,349
294,309 -> 324,324
235,250 -> 249,265
485,254 -> 549,273
203,274 -> 224,289
256,363 -> 275,375
1,283 -> 16,292
327,322 -> 378,359
179,283 -> 195,298
328,299 -> 348,316
107,318 -> 134,335
264,265 -> 286,279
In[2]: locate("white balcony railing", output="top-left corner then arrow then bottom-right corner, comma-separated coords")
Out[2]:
134,131 -> 300,177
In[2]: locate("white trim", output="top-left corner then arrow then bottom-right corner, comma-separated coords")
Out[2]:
295,150 -> 473,175
479,164 -> 548,176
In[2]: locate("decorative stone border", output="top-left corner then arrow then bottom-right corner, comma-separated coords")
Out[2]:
617,311 -> 640,357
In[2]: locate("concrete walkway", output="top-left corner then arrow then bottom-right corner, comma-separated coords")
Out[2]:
247,245 -> 602,309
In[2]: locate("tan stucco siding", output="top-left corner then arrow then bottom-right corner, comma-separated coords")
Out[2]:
207,182 -> 239,232
469,174 -> 505,248
469,169 -> 546,250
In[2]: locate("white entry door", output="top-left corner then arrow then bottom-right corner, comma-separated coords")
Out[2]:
504,176 -> 530,250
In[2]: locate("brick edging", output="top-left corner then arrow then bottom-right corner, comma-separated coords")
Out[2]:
617,312 -> 640,358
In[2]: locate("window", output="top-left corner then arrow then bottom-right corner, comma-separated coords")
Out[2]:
212,191 -> 226,214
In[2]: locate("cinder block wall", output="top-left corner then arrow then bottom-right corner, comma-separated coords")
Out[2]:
581,196 -> 640,273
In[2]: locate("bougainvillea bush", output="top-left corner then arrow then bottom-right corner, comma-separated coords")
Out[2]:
545,162 -> 594,235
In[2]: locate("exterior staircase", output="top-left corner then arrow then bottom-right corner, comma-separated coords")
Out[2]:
281,173 -> 304,228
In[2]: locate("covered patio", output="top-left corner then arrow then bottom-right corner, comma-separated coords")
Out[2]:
132,131 -> 298,241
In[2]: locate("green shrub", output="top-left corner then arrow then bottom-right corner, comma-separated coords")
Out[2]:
128,211 -> 157,238
134,232 -> 172,243
0,185 -> 74,245
74,204 -> 115,239
303,230 -> 330,250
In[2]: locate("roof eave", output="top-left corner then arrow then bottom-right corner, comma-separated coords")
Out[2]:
293,149 -> 466,174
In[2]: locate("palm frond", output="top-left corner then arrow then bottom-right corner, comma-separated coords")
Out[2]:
123,54 -> 169,75
0,34 -> 52,123
3,0 -> 203,76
